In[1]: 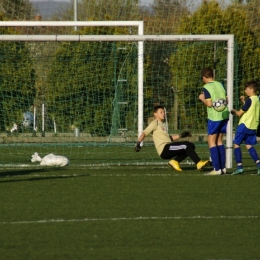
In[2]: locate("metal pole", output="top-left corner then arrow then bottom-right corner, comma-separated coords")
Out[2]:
0,34 -> 234,42
0,21 -> 144,27
226,35 -> 234,169
42,103 -> 45,137
74,0 -> 78,31
138,22 -> 144,142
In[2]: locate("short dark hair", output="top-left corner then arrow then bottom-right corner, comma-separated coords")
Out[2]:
201,67 -> 214,78
153,105 -> 164,113
245,80 -> 259,93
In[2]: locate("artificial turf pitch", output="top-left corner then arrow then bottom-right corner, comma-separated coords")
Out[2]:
0,146 -> 260,259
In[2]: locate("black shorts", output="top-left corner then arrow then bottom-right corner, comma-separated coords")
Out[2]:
160,141 -> 196,160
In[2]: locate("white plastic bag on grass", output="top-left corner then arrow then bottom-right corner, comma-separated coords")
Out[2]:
31,152 -> 69,167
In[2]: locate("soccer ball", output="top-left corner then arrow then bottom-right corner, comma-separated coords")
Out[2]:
212,98 -> 227,112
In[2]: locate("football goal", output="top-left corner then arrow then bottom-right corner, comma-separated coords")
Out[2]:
0,21 -> 234,168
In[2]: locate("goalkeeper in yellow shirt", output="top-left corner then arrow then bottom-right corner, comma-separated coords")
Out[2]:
135,105 -> 209,172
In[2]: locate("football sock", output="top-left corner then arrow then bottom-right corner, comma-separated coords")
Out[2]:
234,147 -> 243,168
210,146 -> 220,171
217,144 -> 226,169
248,147 -> 260,165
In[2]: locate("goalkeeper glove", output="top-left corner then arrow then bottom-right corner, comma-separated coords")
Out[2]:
135,142 -> 141,152
180,131 -> 192,138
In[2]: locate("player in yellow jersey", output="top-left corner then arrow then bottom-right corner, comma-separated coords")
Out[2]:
134,105 -> 209,172
231,81 -> 260,175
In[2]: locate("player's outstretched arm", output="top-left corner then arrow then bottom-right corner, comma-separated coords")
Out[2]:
170,131 -> 192,141
231,109 -> 244,117
179,131 -> 192,138
135,132 -> 146,152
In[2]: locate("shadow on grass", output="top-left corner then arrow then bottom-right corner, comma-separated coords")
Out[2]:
0,168 -> 66,177
0,168 -> 88,183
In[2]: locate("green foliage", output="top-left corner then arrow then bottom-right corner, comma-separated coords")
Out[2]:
169,0 -> 260,129
143,1 -> 190,128
222,3 -> 260,89
142,43 -> 175,128
47,27 -> 138,135
0,0 -> 34,20
56,0 -> 139,22
0,17 -> 35,131
152,0 -> 189,17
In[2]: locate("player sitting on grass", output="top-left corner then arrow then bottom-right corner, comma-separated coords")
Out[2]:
231,80 -> 260,175
135,105 -> 209,172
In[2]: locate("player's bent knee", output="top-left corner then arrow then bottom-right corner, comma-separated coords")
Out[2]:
184,141 -> 195,150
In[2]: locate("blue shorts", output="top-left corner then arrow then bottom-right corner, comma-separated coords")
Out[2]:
233,124 -> 257,145
207,119 -> 228,135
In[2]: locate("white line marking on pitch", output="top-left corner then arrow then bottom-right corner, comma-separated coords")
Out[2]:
1,172 -> 259,178
0,215 -> 258,225
0,173 -> 200,178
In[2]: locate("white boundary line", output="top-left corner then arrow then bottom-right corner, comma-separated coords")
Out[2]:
1,215 -> 258,225
1,171 -> 260,178
0,160 -> 193,168
1,173 -> 194,178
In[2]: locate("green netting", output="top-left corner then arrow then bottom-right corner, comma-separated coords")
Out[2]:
0,0 -> 260,167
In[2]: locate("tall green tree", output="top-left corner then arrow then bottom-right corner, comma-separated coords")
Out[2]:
46,26 -> 138,135
152,0 -> 189,23
222,2 -> 260,85
0,14 -> 36,130
169,0 -> 260,129
0,0 -> 34,20
141,0 -> 190,127
56,0 -> 139,22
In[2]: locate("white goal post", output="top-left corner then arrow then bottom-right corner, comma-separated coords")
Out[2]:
0,21 -> 234,168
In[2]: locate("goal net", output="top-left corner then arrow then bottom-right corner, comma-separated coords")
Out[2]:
0,21 -> 234,168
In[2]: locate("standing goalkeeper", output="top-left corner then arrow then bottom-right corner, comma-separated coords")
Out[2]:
135,105 -> 209,172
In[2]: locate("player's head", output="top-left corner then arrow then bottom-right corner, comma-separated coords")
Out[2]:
153,105 -> 164,113
153,105 -> 165,121
201,67 -> 214,79
244,80 -> 258,95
